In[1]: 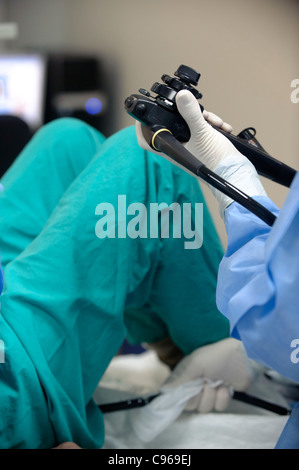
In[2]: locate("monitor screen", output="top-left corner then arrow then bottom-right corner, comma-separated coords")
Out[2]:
0,53 -> 46,130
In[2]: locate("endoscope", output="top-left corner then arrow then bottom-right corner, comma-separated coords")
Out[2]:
124,65 -> 297,226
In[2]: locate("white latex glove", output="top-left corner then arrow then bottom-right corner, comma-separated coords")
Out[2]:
135,106 -> 235,182
176,90 -> 267,215
135,105 -> 233,162
164,337 -> 255,413
175,90 -> 244,170
136,90 -> 267,216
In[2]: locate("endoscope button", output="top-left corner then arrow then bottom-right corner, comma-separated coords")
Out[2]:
136,103 -> 146,115
125,96 -> 134,108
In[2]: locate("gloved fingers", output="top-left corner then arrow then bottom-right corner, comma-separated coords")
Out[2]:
202,110 -> 223,128
203,110 -> 233,134
176,90 -> 207,136
185,392 -> 202,411
220,121 -> 234,133
198,338 -> 255,391
184,386 -> 216,413
214,385 -> 232,412
164,338 -> 255,404
184,384 -> 232,413
197,384 -> 217,413
218,339 -> 255,391
195,384 -> 232,413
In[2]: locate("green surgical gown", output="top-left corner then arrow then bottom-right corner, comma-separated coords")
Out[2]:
0,119 -> 229,448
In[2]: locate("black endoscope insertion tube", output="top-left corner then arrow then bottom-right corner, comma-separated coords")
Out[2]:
146,127 -> 277,227
99,390 -> 290,416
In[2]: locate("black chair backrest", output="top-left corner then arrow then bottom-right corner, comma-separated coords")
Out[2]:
0,115 -> 32,177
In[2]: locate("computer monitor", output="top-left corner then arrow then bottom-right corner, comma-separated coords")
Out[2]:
0,53 -> 46,131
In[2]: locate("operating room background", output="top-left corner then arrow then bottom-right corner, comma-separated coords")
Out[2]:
0,0 -> 298,247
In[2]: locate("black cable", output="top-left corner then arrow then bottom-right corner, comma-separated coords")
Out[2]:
233,391 -> 291,416
99,393 -> 160,414
98,390 -> 290,416
215,127 -> 296,188
148,127 -> 276,227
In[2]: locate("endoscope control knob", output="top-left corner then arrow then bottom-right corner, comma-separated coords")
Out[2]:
174,65 -> 201,86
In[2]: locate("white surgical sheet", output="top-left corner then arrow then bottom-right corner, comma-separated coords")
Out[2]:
93,351 -> 289,449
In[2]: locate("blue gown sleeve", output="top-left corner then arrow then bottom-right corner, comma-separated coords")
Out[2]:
217,171 -> 299,384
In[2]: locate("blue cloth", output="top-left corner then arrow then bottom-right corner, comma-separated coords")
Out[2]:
217,169 -> 299,449
275,403 -> 299,449
217,170 -> 299,384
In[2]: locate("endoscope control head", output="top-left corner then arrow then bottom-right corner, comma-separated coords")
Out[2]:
124,64 -> 204,142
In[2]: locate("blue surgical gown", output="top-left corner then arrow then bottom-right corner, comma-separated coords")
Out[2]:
217,171 -> 299,383
217,169 -> 299,449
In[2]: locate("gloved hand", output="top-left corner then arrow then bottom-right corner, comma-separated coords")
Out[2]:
164,337 -> 255,413
135,103 -> 234,161
175,90 -> 244,171
136,90 -> 267,217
